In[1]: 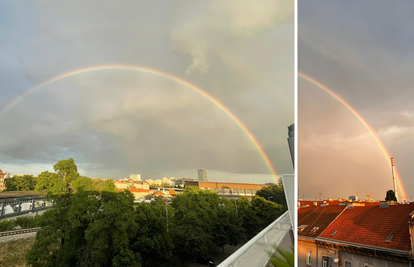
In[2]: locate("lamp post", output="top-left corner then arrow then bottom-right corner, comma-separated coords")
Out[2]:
164,197 -> 169,233
234,197 -> 238,215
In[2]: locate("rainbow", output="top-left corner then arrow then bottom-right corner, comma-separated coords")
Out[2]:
0,64 -> 278,179
299,72 -> 407,199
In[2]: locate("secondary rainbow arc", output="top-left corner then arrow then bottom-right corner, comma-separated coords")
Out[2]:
0,64 -> 278,180
299,72 -> 407,199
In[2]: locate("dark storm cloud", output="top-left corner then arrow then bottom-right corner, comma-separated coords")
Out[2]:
299,0 -> 414,200
0,0 -> 293,181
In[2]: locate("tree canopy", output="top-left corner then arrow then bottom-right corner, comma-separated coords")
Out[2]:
256,178 -> 287,211
26,190 -> 139,267
5,175 -> 37,191
35,159 -> 116,197
26,160 -> 284,266
385,190 -> 397,201
53,158 -> 79,183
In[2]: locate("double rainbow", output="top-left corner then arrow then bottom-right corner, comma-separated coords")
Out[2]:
0,65 -> 278,180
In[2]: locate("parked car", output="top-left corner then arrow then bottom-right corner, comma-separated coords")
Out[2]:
195,256 -> 216,266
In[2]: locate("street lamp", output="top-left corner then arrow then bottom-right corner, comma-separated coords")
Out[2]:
234,197 -> 238,215
164,197 -> 169,233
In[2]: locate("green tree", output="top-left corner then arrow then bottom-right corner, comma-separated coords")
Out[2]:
385,190 -> 397,201
236,197 -> 262,238
256,179 -> 287,211
71,176 -> 94,193
171,186 -> 245,261
251,196 -> 283,230
35,171 -> 69,197
5,175 -> 37,191
212,198 -> 246,250
91,178 -> 117,192
53,158 -> 79,183
35,159 -> 97,197
26,190 -> 140,267
171,187 -> 218,260
130,199 -> 177,267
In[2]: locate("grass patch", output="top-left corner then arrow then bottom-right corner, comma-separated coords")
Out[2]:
0,237 -> 35,267
0,215 -> 42,232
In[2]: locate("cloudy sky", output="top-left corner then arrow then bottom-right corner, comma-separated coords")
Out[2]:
0,1 -> 293,183
299,1 -> 414,201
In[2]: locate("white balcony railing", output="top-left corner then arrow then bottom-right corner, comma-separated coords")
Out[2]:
218,211 -> 291,267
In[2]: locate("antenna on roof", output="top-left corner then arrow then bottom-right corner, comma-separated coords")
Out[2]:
316,193 -> 322,200
391,158 -> 399,202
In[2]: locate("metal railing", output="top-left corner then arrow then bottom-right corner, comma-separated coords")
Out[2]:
0,227 -> 42,237
0,196 -> 53,219
218,211 -> 290,267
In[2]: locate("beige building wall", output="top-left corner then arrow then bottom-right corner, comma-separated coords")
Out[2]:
299,238 -> 410,267
298,238 -> 318,267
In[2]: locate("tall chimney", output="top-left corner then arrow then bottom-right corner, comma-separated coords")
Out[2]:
391,158 -> 399,202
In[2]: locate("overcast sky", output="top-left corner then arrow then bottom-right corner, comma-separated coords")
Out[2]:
299,1 -> 414,201
0,1 -> 293,183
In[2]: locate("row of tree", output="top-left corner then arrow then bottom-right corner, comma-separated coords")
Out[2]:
4,159 -> 116,194
26,188 -> 284,266
35,158 -> 116,195
19,159 -> 286,266
4,174 -> 37,191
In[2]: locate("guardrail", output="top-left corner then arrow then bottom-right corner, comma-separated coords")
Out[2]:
0,196 -> 53,219
217,211 -> 290,267
0,227 -> 42,237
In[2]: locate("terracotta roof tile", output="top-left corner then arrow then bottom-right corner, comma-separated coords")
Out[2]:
298,205 -> 346,238
319,203 -> 414,252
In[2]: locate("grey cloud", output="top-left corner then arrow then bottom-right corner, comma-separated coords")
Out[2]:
169,0 -> 293,75
0,1 -> 293,181
299,0 -> 414,200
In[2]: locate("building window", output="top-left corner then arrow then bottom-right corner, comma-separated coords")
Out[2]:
345,261 -> 352,267
306,251 -> 311,265
298,225 -> 307,232
322,256 -> 332,267
310,226 -> 319,232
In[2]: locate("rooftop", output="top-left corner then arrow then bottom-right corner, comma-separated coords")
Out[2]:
298,204 -> 346,238
319,203 -> 414,252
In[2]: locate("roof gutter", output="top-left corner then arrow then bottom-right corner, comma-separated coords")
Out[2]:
315,237 -> 410,256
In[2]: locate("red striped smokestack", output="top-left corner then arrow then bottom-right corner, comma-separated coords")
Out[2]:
391,157 -> 399,202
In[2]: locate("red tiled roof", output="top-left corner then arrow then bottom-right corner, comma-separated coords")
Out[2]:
155,191 -> 165,196
298,205 -> 346,238
129,188 -> 149,193
169,189 -> 176,196
116,188 -> 149,193
319,203 -> 414,252
299,199 -> 380,207
299,200 -> 323,207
